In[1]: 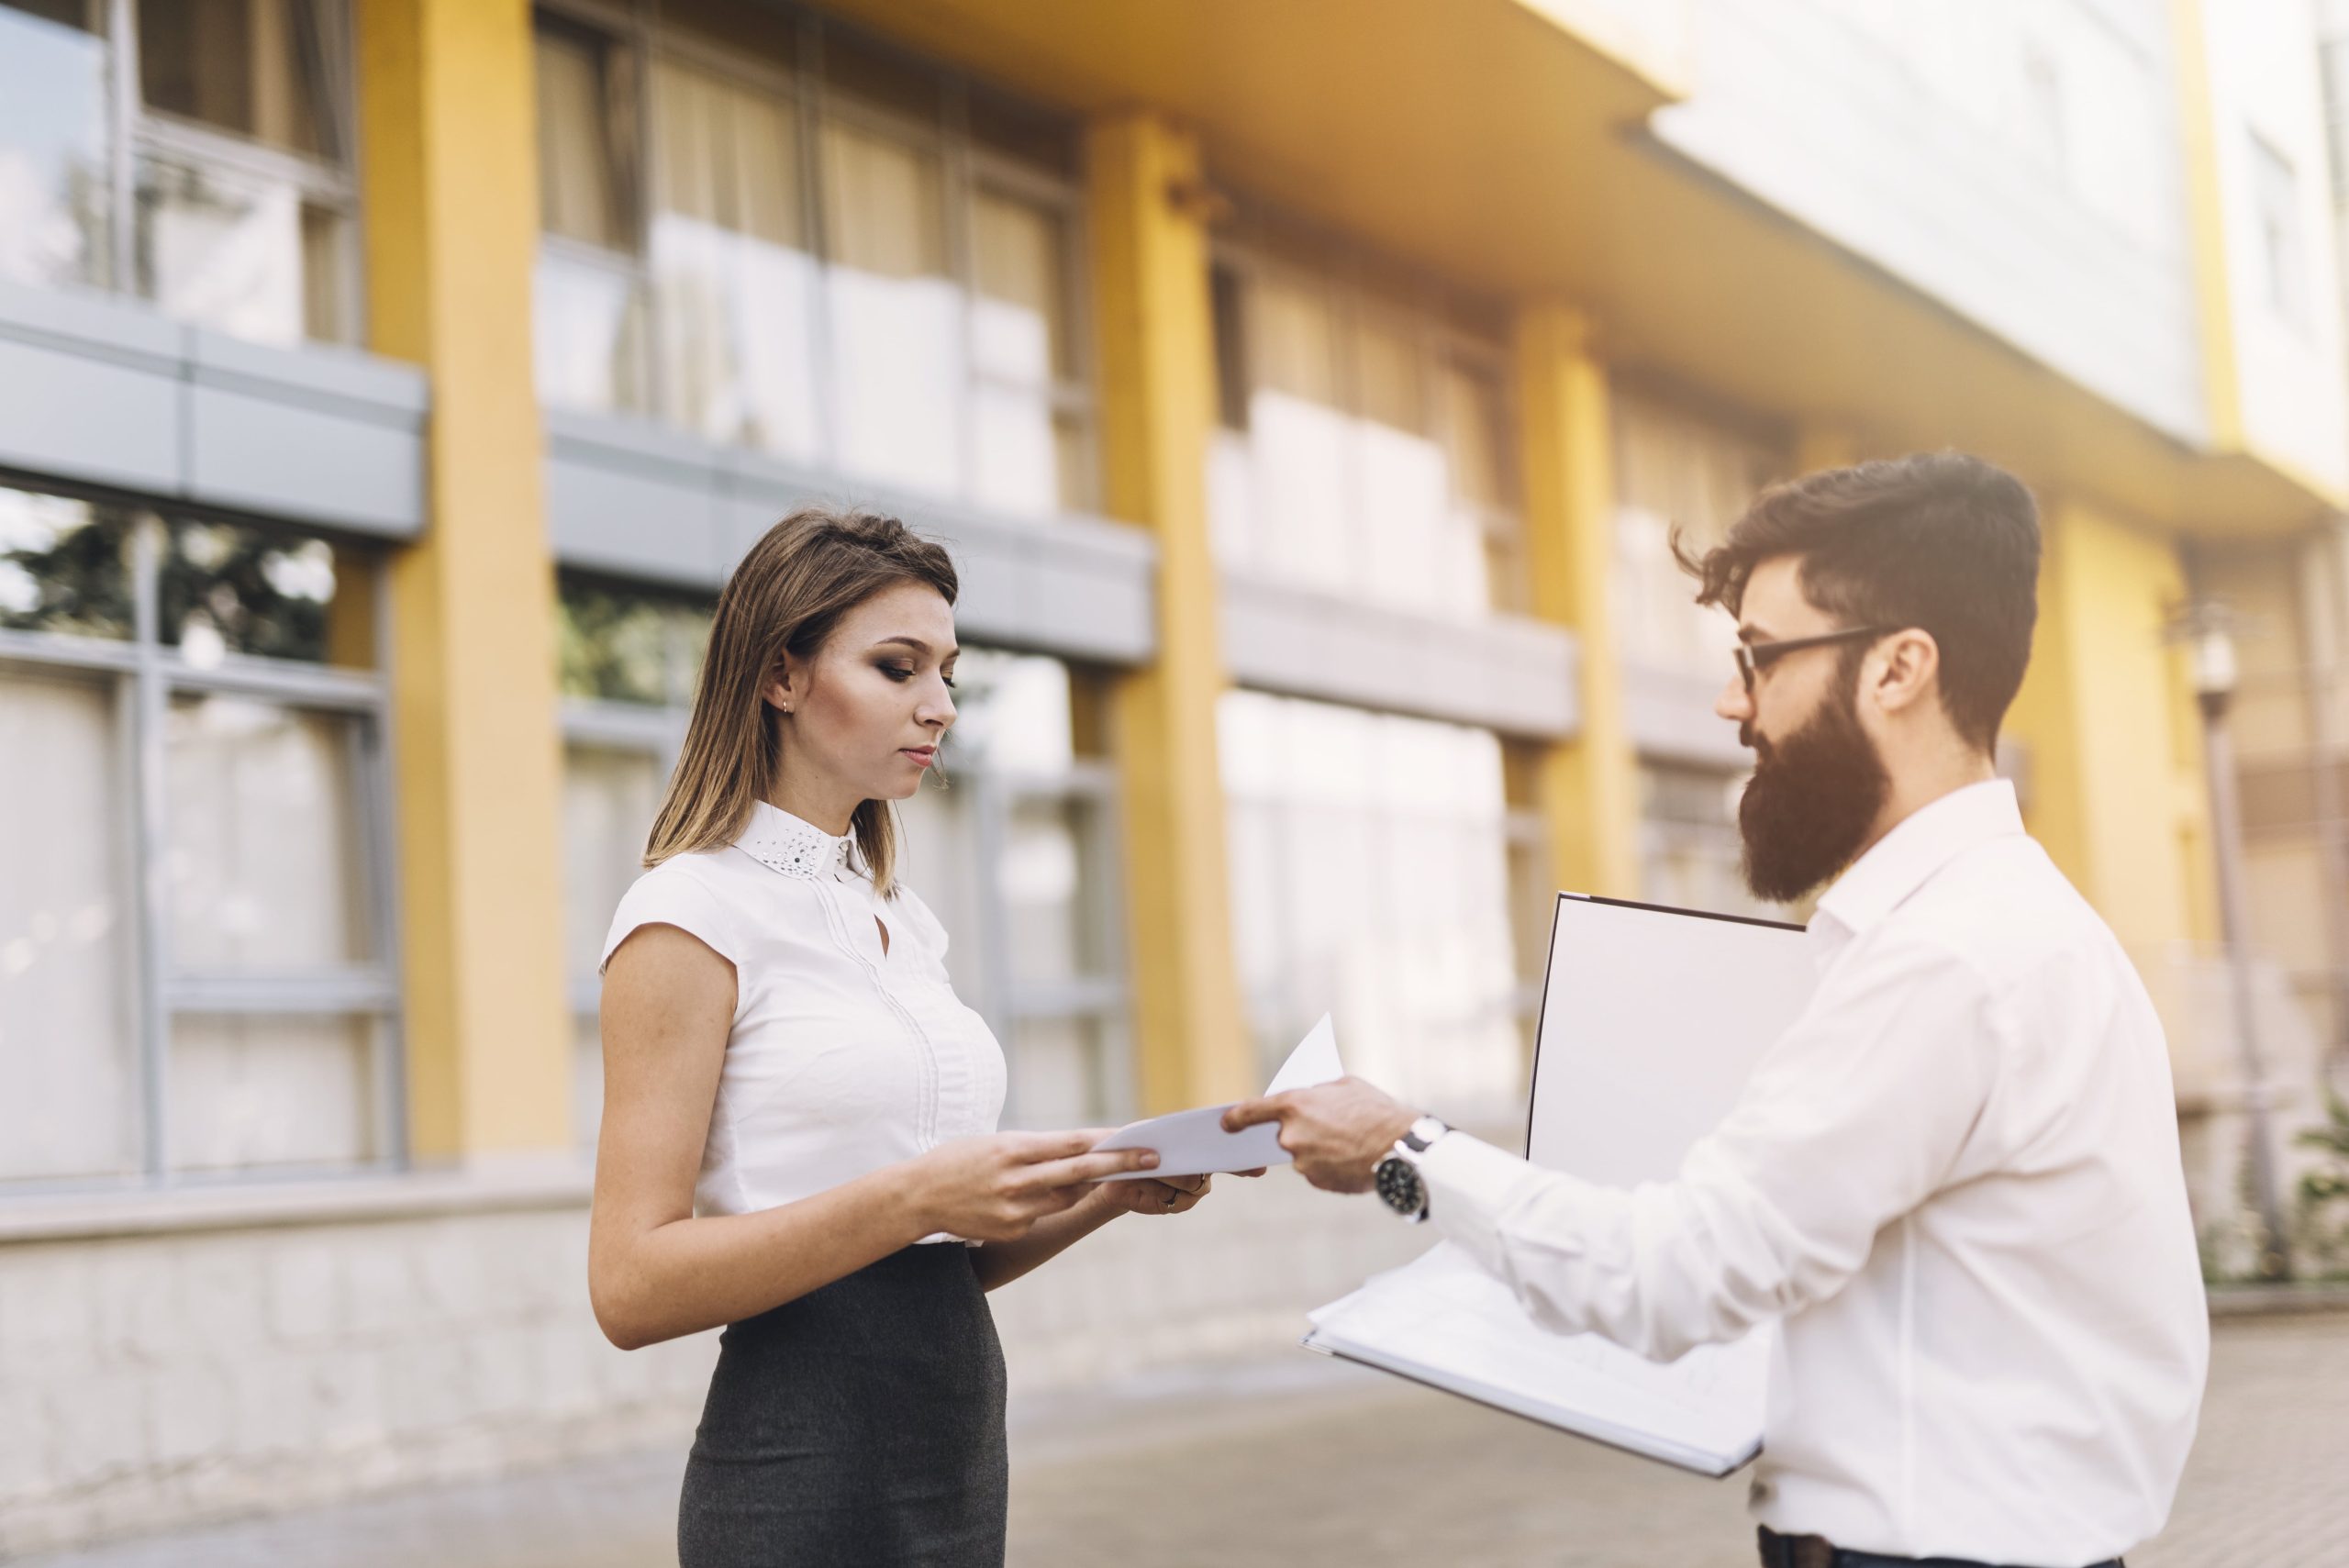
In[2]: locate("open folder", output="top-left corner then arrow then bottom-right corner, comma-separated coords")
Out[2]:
1302,894 -> 1819,1477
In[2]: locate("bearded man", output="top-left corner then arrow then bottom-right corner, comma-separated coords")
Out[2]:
1226,454 -> 2209,1568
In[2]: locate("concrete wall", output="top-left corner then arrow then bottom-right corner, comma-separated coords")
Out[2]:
0,1171 -> 1430,1555
1653,0 -> 2206,446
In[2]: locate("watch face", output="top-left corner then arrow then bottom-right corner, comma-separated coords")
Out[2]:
1375,1155 -> 1424,1218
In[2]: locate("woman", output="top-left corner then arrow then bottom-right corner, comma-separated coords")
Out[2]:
588,507 -> 1211,1567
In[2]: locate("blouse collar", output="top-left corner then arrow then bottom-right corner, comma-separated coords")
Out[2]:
735,799 -> 856,882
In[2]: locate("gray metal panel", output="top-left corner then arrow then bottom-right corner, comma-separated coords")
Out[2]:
186,379 -> 425,539
0,279 -> 429,539
545,409 -> 1162,666
544,439 -> 726,588
1623,659 -> 1749,768
0,332 -> 183,495
1220,572 -> 1580,740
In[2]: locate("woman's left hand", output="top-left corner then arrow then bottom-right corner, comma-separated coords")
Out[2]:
1094,1173 -> 1214,1217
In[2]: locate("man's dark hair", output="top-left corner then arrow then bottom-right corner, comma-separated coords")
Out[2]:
1675,451 -> 2041,753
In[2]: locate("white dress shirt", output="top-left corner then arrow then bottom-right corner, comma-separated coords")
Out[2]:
1419,780 -> 2208,1565
600,800 -> 1007,1240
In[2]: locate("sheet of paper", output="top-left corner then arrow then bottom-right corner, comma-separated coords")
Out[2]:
1091,1014 -> 1341,1180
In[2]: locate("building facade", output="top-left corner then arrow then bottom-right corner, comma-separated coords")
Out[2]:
4,0 -> 2346,1550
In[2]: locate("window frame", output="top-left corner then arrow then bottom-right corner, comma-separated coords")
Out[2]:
0,491 -> 406,1194
72,0 -> 368,343
531,0 -> 1099,514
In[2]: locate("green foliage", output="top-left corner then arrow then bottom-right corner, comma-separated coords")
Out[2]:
2297,1091 -> 2349,1275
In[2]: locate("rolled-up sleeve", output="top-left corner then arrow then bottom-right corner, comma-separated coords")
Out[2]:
1419,932 -> 2003,1362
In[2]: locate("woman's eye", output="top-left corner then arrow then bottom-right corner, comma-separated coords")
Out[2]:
880,664 -> 914,682
942,675 -> 958,691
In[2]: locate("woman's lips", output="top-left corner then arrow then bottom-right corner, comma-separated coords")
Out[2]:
901,747 -> 937,768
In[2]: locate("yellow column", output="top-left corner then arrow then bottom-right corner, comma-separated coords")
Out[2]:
358,0 -> 571,1158
2004,498 -> 2210,951
1516,305 -> 1640,898
1795,422 -> 1861,475
1085,115 -> 1252,1113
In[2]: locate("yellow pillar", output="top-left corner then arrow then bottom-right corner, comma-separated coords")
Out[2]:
2004,498 -> 2210,952
358,0 -> 571,1158
1085,115 -> 1252,1113
1517,305 -> 1640,899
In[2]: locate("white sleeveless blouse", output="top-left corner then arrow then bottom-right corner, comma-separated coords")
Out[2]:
599,801 -> 1008,1239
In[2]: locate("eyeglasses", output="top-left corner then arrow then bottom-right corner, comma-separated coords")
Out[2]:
1733,626 -> 1891,693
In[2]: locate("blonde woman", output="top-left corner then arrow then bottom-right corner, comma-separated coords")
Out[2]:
589,509 -> 1211,1567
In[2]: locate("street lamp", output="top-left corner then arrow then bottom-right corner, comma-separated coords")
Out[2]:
2173,602 -> 2293,1280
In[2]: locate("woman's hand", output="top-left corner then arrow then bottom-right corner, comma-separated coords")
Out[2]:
907,1130 -> 1159,1242
1092,1172 -> 1216,1217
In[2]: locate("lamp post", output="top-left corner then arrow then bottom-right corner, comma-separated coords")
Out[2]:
2177,605 -> 2293,1280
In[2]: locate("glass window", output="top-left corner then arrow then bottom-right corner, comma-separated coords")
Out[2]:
1219,690 -> 1527,1116
823,119 -> 960,495
137,0 -> 336,159
555,575 -> 712,705
0,1 -> 113,292
165,695 -> 374,968
1209,250 -> 1518,618
1613,392 -> 1787,675
529,10 -> 1094,517
0,482 -> 397,1190
1638,762 -> 1769,918
2252,131 -> 2308,326
0,489 -> 134,639
534,18 -> 647,414
0,664 -> 139,1184
561,740 -> 667,1148
651,57 -> 818,454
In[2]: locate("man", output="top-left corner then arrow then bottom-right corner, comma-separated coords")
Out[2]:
1226,454 -> 2209,1568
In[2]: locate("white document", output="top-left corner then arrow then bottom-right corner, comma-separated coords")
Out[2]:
1305,1242 -> 1770,1476
1304,895 -> 1819,1475
1091,1015 -> 1341,1180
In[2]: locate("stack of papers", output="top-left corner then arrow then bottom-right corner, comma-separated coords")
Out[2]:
1305,1242 -> 1769,1477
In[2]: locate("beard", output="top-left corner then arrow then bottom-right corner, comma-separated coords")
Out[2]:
1737,680 -> 1890,905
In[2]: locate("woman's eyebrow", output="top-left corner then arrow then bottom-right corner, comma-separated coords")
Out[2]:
872,636 -> 959,658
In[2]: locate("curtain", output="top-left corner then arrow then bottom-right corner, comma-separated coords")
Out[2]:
1614,394 -> 1785,673
0,669 -> 136,1184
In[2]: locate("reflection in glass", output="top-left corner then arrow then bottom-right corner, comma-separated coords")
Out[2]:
138,0 -> 336,160
0,666 -> 138,1184
1210,261 -> 1513,617
165,694 -> 373,970
168,1012 -> 378,1172
971,191 -> 1069,515
651,59 -> 818,455
535,20 -> 637,250
0,2 -> 112,290
535,250 -> 647,414
1005,1014 -> 1106,1129
1639,762 -> 1766,918
937,650 -> 1073,774
823,121 -> 961,495
555,576 -> 713,705
1613,395 -> 1783,674
0,487 -> 133,639
1219,690 -> 1524,1114
136,155 -> 342,345
161,517 -> 338,663
562,741 -> 667,1147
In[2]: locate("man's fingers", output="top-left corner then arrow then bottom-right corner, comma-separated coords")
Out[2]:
1220,1095 -> 1286,1132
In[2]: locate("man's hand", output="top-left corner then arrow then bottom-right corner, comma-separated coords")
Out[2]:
1220,1077 -> 1418,1194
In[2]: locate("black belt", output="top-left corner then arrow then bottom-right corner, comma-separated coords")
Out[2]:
1757,1526 -> 2123,1568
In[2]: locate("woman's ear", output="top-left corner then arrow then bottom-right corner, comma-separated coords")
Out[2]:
761,660 -> 796,716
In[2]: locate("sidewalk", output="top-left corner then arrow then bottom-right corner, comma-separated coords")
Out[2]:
17,1311 -> 2347,1568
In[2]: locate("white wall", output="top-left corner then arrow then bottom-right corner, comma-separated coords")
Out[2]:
1652,0 -> 2207,444
2206,0 -> 2349,494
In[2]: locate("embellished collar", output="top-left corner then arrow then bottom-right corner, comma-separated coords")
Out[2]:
735,799 -> 856,882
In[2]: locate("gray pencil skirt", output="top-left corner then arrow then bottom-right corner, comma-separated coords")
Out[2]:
677,1242 -> 1008,1568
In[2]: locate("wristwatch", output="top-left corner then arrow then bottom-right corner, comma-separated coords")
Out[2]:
1374,1115 -> 1450,1223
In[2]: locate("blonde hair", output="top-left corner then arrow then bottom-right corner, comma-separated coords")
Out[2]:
645,506 -> 958,895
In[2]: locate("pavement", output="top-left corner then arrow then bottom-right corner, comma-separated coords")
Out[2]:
15,1309 -> 2347,1568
